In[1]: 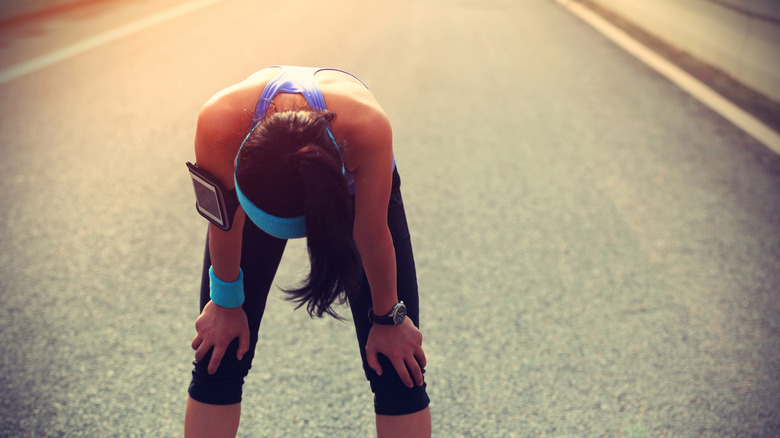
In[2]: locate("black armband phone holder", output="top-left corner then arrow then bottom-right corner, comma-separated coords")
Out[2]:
186,162 -> 239,231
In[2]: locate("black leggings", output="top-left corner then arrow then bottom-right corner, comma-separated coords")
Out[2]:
188,169 -> 430,416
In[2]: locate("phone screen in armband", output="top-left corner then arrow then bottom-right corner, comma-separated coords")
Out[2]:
186,162 -> 233,231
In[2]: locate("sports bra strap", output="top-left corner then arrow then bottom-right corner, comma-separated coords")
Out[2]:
250,66 -> 368,127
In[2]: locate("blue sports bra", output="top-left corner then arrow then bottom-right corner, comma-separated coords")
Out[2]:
250,66 -> 368,126
249,66 -> 372,194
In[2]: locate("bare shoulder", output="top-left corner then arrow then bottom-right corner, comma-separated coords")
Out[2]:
194,71 -> 274,186
321,74 -> 393,171
325,78 -> 389,127
321,74 -> 391,135
196,70 -> 275,143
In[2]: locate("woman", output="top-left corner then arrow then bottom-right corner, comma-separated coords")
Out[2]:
184,66 -> 431,438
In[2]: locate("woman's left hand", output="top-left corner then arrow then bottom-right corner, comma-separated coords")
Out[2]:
365,317 -> 427,388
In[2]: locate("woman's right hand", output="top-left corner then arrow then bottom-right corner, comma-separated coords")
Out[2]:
191,300 -> 250,374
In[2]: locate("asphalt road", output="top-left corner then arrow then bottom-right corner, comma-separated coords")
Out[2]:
1,0 -> 779,437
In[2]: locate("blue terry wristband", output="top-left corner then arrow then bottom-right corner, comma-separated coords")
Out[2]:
209,266 -> 245,308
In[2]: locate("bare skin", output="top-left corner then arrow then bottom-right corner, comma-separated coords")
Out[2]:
184,67 -> 430,437
184,398 -> 431,438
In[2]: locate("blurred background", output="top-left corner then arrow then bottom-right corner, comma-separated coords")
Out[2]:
0,0 -> 778,436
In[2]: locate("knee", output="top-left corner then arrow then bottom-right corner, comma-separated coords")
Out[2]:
369,356 -> 430,415
188,339 -> 253,405
371,379 -> 430,415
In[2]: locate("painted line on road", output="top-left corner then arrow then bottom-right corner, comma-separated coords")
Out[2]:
556,0 -> 780,156
0,0 -> 223,86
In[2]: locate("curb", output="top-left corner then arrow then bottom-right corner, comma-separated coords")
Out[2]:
558,0 -> 780,156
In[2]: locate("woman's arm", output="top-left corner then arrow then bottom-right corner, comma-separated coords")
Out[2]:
350,113 -> 397,315
193,92 -> 251,279
189,95 -> 252,374
347,109 -> 426,388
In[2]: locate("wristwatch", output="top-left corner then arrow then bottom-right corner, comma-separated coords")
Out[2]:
368,301 -> 407,326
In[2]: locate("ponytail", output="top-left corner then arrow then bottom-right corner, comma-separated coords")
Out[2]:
287,142 -> 361,318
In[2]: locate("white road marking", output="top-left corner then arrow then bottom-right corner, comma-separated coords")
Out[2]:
556,0 -> 780,155
0,0 -> 223,85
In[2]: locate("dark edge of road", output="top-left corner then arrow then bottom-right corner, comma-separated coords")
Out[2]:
577,0 -> 780,149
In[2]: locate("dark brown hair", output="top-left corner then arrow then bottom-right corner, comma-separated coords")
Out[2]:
234,110 -> 360,318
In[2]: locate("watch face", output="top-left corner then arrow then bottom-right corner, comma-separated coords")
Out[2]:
393,303 -> 407,324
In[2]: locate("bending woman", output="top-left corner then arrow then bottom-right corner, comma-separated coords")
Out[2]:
184,66 -> 430,438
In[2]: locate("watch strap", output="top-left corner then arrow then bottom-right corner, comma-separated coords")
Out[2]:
368,302 -> 406,325
368,308 -> 395,325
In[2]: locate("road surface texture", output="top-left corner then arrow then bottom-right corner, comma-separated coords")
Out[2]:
0,0 -> 778,436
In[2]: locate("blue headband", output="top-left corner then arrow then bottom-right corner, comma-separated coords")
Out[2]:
234,124 -> 343,240
234,173 -> 306,239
